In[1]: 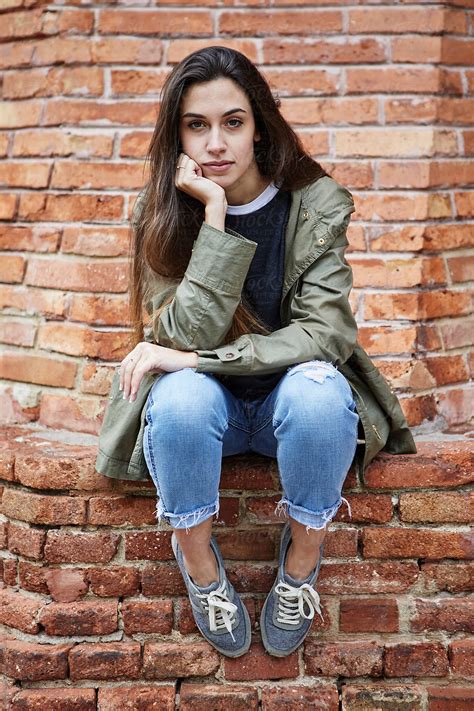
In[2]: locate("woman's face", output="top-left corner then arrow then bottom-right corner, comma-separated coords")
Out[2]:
178,77 -> 263,200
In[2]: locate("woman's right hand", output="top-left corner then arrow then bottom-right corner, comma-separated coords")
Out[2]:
175,152 -> 227,209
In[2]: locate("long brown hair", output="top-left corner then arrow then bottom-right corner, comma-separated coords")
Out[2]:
129,45 -> 330,349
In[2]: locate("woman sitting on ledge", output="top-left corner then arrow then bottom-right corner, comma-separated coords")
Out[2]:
96,46 -> 416,660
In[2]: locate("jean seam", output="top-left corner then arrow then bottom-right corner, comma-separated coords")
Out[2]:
144,392 -> 169,518
250,413 -> 274,436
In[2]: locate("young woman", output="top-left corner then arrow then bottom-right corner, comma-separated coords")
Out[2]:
101,46 -> 416,659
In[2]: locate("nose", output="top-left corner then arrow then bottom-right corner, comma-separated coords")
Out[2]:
206,126 -> 226,153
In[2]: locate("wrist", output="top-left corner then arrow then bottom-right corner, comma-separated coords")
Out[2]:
205,202 -> 227,231
186,351 -> 199,369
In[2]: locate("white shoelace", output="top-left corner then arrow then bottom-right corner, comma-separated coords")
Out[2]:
275,581 -> 324,625
196,581 -> 238,642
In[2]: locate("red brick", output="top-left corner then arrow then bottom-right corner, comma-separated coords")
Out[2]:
88,495 -> 157,526
364,441 -> 474,489
3,640 -> 71,681
428,687 -> 474,711
44,530 -> 119,563
224,640 -> 298,681
0,353 -> 77,388
385,642 -> 449,677
351,6 -> 445,33
18,561 -> 49,594
43,100 -> 158,127
448,255 -> 474,283
0,318 -> 36,347
0,284 -> 67,319
69,642 -> 141,681
10,688 -> 96,711
0,254 -> 25,283
421,562 -> 473,594
1,487 -> 86,525
0,162 -> 50,188
44,568 -> 88,603
26,258 -> 128,292
87,566 -> 140,598
13,130 -> 113,158
215,529 -> 276,560
0,100 -> 41,128
0,193 -> 17,220
0,588 -> 42,634
143,642 -> 220,680
99,10 -> 212,36
40,600 -> 118,636
142,563 -> 187,597
7,522 -> 45,560
180,684 -> 259,711
81,363 -> 115,395
304,640 -> 383,677
15,452 -> 111,491
122,599 -> 173,635
219,9 -> 342,37
342,685 -> 423,710
449,639 -> 474,677
261,686 -> 339,710
125,530 -> 173,561
38,321 -> 131,359
362,527 -> 473,560
0,224 -> 59,252
438,386 -> 474,427
70,293 -> 131,326
61,225 -> 130,257
227,563 -> 278,593
220,457 -> 277,490
39,393 -> 108,435
19,193 -> 124,222
119,130 -> 153,158
399,492 -> 474,523
411,598 -> 474,633
51,161 -> 145,190
339,597 -> 399,633
4,67 -> 103,99
98,686 -> 176,711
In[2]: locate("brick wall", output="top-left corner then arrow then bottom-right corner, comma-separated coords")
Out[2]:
1,425 -> 473,707
0,0 -> 473,434
0,0 -> 474,433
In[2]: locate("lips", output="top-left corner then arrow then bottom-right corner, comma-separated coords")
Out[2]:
204,162 -> 233,167
204,162 -> 233,174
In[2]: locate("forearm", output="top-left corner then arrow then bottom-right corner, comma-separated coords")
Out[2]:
151,221 -> 257,351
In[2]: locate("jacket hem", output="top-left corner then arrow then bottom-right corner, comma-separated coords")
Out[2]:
95,449 -> 150,481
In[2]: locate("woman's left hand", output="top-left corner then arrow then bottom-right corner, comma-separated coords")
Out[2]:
119,342 -> 198,403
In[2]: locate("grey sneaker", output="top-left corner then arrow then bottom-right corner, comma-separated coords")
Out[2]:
171,531 -> 251,658
260,521 -> 325,657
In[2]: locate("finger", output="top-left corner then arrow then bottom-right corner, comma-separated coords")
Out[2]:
122,359 -> 136,401
128,365 -> 146,403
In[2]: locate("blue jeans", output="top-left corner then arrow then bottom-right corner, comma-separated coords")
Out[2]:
143,360 -> 359,534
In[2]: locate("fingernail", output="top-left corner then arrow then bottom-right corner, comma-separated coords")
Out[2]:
123,393 -> 126,400
119,383 -> 123,391
129,396 -> 133,403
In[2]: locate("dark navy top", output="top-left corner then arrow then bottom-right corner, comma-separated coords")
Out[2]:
216,184 -> 291,400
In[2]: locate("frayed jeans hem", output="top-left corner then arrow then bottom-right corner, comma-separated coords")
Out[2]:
156,497 -> 220,533
274,495 -> 352,533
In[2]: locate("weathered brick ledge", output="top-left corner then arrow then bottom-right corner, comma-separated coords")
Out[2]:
0,423 -> 473,710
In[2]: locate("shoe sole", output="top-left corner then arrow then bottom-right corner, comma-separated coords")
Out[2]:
171,532 -> 252,658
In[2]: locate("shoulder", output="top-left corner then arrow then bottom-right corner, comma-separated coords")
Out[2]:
301,175 -> 354,214
298,176 -> 355,241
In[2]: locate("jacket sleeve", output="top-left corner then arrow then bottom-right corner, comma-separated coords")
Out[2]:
193,204 -> 358,375
143,220 -> 258,351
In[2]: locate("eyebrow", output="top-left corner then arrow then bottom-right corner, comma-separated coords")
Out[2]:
181,108 -> 247,119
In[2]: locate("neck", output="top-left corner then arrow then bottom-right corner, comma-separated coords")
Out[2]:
225,167 -> 272,206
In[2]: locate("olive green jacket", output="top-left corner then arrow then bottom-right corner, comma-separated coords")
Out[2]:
95,175 -> 416,481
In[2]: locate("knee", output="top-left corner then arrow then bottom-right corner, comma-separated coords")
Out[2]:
146,368 -> 226,427
275,360 -> 355,424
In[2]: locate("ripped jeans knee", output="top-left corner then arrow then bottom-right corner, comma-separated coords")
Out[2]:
286,359 -> 338,383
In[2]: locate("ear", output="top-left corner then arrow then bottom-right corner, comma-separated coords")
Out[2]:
254,130 -> 261,143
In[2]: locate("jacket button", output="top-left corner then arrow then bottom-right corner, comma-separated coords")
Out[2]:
303,210 -> 309,220
225,352 -> 234,359
318,238 -> 325,244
